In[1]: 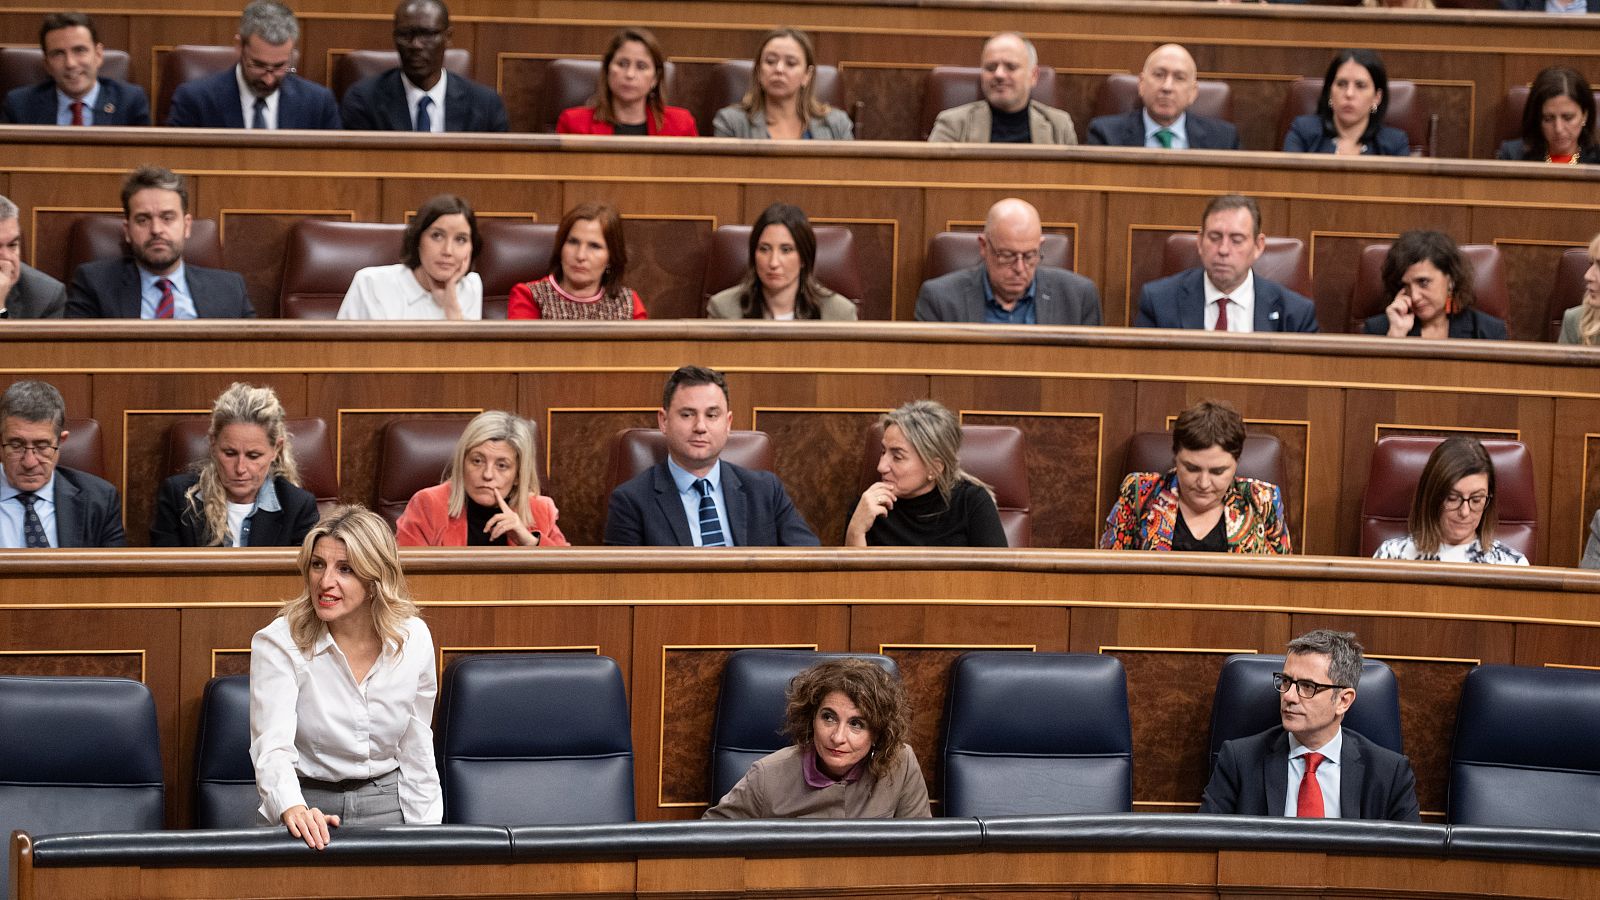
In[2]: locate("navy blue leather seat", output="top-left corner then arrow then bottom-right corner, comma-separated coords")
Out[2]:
708,649 -> 900,805
941,652 -> 1132,816
435,654 -> 634,825
0,676 -> 164,885
194,674 -> 258,828
1449,664 -> 1600,829
1207,654 -> 1402,772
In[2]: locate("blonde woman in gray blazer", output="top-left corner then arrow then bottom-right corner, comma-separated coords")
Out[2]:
712,27 -> 853,141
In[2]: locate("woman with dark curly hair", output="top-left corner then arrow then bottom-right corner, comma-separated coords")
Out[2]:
1362,230 -> 1507,340
703,657 -> 929,818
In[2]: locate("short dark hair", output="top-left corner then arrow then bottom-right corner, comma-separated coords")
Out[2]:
0,380 -> 68,432
1200,194 -> 1261,237
1286,629 -> 1363,690
394,0 -> 449,28
402,194 -> 480,269
39,11 -> 97,49
1518,66 -> 1598,159
1409,435 -> 1499,555
660,365 -> 727,410
121,166 -> 188,217
1316,49 -> 1390,148
783,658 -> 911,783
1172,399 -> 1245,459
1382,230 -> 1475,314
548,202 -> 627,294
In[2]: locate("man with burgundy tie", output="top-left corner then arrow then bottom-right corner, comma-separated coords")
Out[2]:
339,0 -> 508,133
604,366 -> 819,547
1200,629 -> 1420,820
0,380 -> 125,548
1135,194 -> 1319,332
66,166 -> 254,319
1,12 -> 150,126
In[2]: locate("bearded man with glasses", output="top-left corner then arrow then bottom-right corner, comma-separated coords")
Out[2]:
168,1 -> 341,129
0,380 -> 124,548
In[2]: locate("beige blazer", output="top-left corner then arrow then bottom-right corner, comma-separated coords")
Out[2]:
928,99 -> 1077,145
706,284 -> 858,320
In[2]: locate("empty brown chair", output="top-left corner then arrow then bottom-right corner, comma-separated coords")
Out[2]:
1277,77 -> 1433,156
1359,435 -> 1536,558
156,45 -> 237,126
604,428 -> 774,495
540,57 -> 680,133
1123,431 -> 1289,534
163,417 -> 339,514
58,417 -> 105,481
476,220 -> 557,320
856,422 -> 1031,547
918,65 -> 1059,142
331,49 -> 472,102
1348,243 -> 1509,332
0,47 -> 130,96
1496,85 -> 1600,151
277,220 -> 405,320
64,215 -> 223,288
1547,247 -> 1591,342
922,231 -> 1072,283
698,59 -> 842,137
1091,72 -> 1234,121
1161,234 -> 1312,299
699,225 -> 865,309
374,416 -> 548,528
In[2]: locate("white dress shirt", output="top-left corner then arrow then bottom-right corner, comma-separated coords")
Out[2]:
1203,269 -> 1256,332
249,615 -> 442,825
336,263 -> 482,320
1285,728 -> 1343,818
667,456 -> 735,546
235,65 -> 278,129
1143,110 -> 1189,149
401,71 -> 447,132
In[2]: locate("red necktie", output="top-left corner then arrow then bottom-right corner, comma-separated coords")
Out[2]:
1297,751 -> 1326,818
155,278 -> 175,319
70,100 -> 84,126
1215,297 -> 1230,331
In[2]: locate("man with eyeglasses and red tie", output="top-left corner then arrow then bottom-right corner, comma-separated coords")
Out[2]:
0,380 -> 124,549
1200,629 -> 1420,820
340,0 -> 507,133
167,2 -> 340,130
914,198 -> 1101,325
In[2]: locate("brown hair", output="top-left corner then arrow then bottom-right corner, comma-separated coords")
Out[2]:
591,28 -> 669,129
1408,436 -> 1498,555
783,657 -> 910,782
40,11 -> 98,49
1518,66 -> 1597,160
403,194 -> 481,270
732,202 -> 831,319
547,202 -> 627,293
1382,230 -> 1475,315
121,166 -> 187,216
1200,194 -> 1261,237
660,365 -> 726,410
1172,399 -> 1246,459
739,27 -> 830,123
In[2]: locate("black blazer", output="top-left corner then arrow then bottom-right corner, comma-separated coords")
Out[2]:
3,264 -> 66,319
339,69 -> 508,132
150,473 -> 319,547
1199,725 -> 1420,821
36,466 -> 127,548
1496,139 -> 1600,163
1086,109 -> 1240,150
604,460 -> 819,547
1,78 -> 150,125
166,68 -> 341,129
66,259 -> 254,319
1283,115 -> 1410,156
1136,268 -> 1320,332
1362,307 -> 1508,340
1500,0 -> 1599,9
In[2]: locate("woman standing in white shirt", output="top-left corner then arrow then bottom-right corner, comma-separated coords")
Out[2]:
250,505 -> 441,849
336,194 -> 483,320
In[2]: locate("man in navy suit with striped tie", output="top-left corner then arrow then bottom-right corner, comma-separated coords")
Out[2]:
604,366 -> 819,547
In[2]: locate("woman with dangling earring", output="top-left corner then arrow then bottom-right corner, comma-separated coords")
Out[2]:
1363,230 -> 1507,340
1283,49 -> 1410,157
507,202 -> 647,319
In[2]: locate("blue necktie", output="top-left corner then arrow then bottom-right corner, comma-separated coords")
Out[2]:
17,492 -> 48,548
693,479 -> 725,547
252,97 -> 267,130
416,95 -> 433,132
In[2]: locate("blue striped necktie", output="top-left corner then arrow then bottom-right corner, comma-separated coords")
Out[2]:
693,479 -> 725,547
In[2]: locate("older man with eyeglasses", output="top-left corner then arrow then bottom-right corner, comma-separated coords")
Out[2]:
914,197 -> 1101,325
167,1 -> 341,129
1201,629 -> 1419,821
0,380 -> 124,548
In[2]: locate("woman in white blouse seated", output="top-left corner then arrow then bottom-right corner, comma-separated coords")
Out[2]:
250,506 -> 441,849
1372,436 -> 1528,566
336,194 -> 482,320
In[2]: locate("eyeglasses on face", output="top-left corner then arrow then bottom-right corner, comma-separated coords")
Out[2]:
1,440 -> 59,460
1272,672 -> 1347,698
1441,492 -> 1491,512
989,249 -> 1040,268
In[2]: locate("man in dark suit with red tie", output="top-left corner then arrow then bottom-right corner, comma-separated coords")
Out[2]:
1,12 -> 150,126
1200,629 -> 1420,820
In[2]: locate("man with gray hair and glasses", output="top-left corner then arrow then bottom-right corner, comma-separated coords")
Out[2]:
1201,629 -> 1419,820
0,196 -> 65,319
167,1 -> 341,128
0,380 -> 124,548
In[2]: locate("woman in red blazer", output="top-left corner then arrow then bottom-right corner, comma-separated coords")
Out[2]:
556,28 -> 698,137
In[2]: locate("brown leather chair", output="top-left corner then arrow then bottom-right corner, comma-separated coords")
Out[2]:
697,60 -> 842,137
1546,247 -> 1590,342
922,231 -> 1072,283
375,416 -> 546,528
699,225 -> 865,310
1347,243 -> 1510,332
0,47 -> 131,96
476,220 -> 557,319
64,214 -> 223,287
277,220 -> 405,320
1091,73 -> 1234,122
163,417 -> 339,514
332,49 -> 472,102
1277,77 -> 1433,157
1359,435 -> 1537,558
58,417 -> 105,481
1161,234 -> 1313,299
1496,85 -> 1600,151
604,428 -> 774,495
156,45 -> 238,126
539,57 -> 680,133
855,421 -> 1031,547
917,65 -> 1058,141
1123,430 -> 1290,536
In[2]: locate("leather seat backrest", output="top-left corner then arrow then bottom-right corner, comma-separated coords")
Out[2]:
699,59 -> 842,137
1207,654 -> 1402,773
922,231 -> 1072,283
157,45 -> 236,124
1161,233 -> 1312,299
194,674 -> 257,828
0,46 -> 130,96
278,220 -> 406,320
476,220 -> 558,320
65,214 -> 223,288
699,224 -> 864,308
1545,246 -> 1589,342
165,417 -> 339,513
856,421 -> 1031,548
918,65 -> 1058,141
1358,435 -> 1536,558
1279,77 -> 1428,155
1348,243 -> 1509,329
59,416 -> 105,480
1497,85 -> 1600,148
1092,72 -> 1234,122
604,428 -> 773,495
539,57 -> 680,133
332,49 -> 471,102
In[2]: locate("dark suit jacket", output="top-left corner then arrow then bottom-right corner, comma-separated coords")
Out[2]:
1199,726 -> 1420,821
1,77 -> 150,125
1496,138 -> 1600,163
1086,109 -> 1240,150
150,473 -> 319,547
604,460 -> 819,546
39,466 -> 127,548
1362,307 -> 1508,340
1283,115 -> 1410,156
340,69 -> 508,132
1500,0 -> 1599,9
1136,268 -> 1319,332
914,265 -> 1103,325
3,264 -> 66,318
66,259 -> 254,319
166,68 -> 341,129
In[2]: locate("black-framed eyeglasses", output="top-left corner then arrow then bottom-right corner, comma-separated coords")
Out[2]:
1441,492 -> 1491,512
1272,672 -> 1347,698
1,440 -> 59,460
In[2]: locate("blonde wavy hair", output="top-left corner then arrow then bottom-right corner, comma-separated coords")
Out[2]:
281,506 -> 418,653
1580,234 -> 1600,347
739,27 -> 831,124
444,411 -> 542,519
185,382 -> 300,546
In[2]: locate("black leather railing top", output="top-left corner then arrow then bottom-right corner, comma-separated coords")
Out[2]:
22,815 -> 1600,869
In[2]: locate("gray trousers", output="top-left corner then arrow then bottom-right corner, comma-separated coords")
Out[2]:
266,769 -> 404,826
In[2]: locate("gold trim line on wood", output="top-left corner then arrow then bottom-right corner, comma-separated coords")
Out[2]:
1374,423 -> 1521,442
0,649 -> 148,683
1580,433 -> 1598,563
545,407 -> 658,476
960,409 -> 1105,538
333,407 -> 483,487
1366,653 -> 1481,664
878,643 -> 1038,652
1544,662 -> 1600,670
209,648 -> 251,679
1099,646 -> 1259,655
